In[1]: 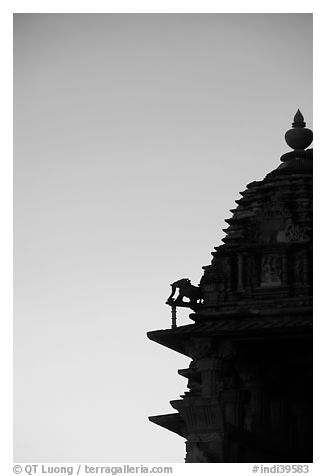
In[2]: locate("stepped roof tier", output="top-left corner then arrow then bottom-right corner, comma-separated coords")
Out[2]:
195,109 -> 312,319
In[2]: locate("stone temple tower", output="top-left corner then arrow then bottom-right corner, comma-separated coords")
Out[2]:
147,111 -> 313,463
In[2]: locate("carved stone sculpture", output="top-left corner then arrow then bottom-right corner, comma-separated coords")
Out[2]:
166,278 -> 202,307
294,250 -> 306,285
261,255 -> 282,286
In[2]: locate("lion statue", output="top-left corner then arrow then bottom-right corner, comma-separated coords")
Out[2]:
166,278 -> 202,307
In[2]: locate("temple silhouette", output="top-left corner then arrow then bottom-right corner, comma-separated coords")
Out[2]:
147,111 -> 313,463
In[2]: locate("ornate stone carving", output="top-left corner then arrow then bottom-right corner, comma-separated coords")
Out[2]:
260,255 -> 282,286
294,249 -> 306,285
166,278 -> 202,307
256,218 -> 293,244
285,224 -> 309,242
251,201 -> 293,244
261,200 -> 290,218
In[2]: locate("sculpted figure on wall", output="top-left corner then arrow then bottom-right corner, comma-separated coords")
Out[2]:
294,250 -> 306,285
261,255 -> 282,286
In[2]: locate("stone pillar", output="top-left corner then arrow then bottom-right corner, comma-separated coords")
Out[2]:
197,358 -> 221,398
281,250 -> 288,286
247,380 -> 263,433
302,249 -> 309,286
237,254 -> 244,291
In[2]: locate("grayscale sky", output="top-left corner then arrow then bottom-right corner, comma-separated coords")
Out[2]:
14,13 -> 312,462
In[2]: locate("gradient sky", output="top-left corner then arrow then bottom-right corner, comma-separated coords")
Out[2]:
14,13 -> 312,462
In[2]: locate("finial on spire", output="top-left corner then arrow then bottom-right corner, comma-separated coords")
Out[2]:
285,109 -> 312,150
292,109 -> 306,128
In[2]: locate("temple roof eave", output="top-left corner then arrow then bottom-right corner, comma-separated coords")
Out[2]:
147,312 -> 312,356
148,413 -> 186,438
